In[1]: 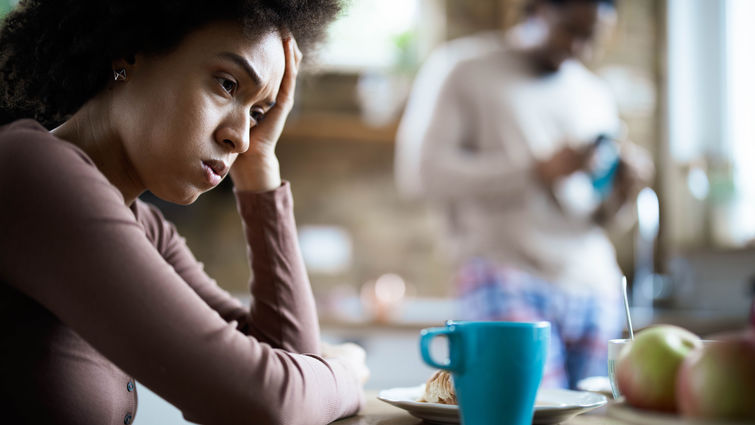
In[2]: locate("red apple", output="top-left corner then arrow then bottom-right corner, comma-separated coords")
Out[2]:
616,325 -> 702,412
676,329 -> 755,421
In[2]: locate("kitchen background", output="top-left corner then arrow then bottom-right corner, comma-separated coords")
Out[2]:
143,0 -> 752,328
144,0 -> 754,393
2,0 -> 752,422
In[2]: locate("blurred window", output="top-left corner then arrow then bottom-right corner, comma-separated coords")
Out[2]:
315,0 -> 425,72
724,0 -> 755,244
666,0 -> 755,247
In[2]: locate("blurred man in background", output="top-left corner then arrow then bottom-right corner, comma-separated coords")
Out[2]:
395,0 -> 652,389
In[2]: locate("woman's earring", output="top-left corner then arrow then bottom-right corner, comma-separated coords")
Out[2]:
113,68 -> 127,81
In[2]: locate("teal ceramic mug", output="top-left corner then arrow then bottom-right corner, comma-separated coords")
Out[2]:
419,321 -> 550,425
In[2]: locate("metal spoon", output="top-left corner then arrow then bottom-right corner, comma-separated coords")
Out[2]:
622,276 -> 634,339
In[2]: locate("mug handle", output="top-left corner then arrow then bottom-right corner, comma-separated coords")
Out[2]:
419,327 -> 459,371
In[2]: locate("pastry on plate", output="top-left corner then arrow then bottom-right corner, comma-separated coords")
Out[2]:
418,370 -> 457,405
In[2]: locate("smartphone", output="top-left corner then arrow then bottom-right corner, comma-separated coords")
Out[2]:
589,134 -> 621,199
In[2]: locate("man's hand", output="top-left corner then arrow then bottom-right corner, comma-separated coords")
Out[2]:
594,141 -> 655,224
535,144 -> 593,188
614,141 -> 655,204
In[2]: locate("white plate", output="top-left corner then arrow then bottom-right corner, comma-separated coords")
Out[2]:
377,385 -> 607,425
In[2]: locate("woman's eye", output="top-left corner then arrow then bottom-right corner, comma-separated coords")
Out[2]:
218,78 -> 237,94
251,110 -> 265,123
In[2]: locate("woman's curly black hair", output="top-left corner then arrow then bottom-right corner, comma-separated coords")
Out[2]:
0,0 -> 343,128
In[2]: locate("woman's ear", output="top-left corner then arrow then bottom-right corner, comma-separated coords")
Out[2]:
111,52 -> 139,80
111,58 -> 132,81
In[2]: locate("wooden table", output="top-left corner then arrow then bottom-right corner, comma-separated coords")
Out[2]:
330,391 -> 627,425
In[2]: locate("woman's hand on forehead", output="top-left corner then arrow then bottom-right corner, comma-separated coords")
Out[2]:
228,36 -> 301,193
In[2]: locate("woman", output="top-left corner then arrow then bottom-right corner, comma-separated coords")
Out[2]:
0,1 -> 366,424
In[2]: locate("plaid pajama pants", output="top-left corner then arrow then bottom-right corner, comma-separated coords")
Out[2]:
455,258 -> 624,390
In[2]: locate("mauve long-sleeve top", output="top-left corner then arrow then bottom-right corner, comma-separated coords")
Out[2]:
0,119 -> 363,425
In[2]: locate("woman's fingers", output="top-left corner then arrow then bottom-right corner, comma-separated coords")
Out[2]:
292,37 -> 303,67
229,36 -> 297,191
248,36 -> 301,152
276,36 -> 300,111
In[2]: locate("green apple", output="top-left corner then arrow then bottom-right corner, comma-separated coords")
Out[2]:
616,325 -> 702,411
676,329 -> 755,421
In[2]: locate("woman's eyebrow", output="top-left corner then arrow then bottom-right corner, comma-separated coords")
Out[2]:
217,51 -> 276,109
218,52 -> 261,85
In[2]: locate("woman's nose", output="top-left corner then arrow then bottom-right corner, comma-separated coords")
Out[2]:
215,113 -> 251,154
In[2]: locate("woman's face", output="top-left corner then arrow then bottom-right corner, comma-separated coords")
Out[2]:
111,22 -> 285,204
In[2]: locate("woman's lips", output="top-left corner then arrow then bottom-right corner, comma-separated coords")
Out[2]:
201,160 -> 227,187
